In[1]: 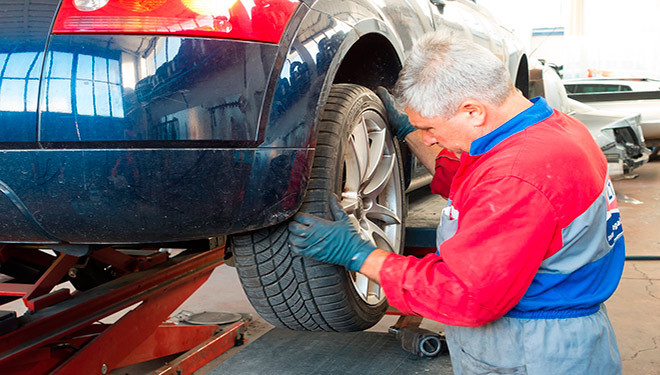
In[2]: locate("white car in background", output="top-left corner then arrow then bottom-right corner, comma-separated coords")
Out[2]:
531,67 -> 650,177
564,78 -> 660,159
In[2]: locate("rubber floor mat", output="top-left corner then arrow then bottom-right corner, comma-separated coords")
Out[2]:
210,328 -> 453,374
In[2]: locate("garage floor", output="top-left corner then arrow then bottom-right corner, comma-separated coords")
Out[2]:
116,160 -> 660,374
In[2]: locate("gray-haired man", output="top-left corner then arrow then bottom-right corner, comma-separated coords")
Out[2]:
288,32 -> 623,374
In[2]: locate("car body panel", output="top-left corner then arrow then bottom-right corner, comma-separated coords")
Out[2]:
0,148 -> 310,244
308,0 -> 434,54
1,3 -> 314,243
572,98 -> 660,143
0,0 -> 525,245
262,5 -> 354,148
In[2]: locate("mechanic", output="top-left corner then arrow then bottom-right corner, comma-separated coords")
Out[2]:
288,32 -> 625,374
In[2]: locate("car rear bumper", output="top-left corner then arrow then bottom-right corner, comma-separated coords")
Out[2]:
0,147 -> 311,244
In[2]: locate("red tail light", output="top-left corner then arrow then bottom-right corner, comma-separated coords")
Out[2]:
52,0 -> 300,43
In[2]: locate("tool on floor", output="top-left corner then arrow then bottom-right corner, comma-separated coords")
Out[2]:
384,227 -> 452,358
389,325 -> 446,357
387,315 -> 448,358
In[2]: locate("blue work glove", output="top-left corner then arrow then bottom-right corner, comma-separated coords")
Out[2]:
288,196 -> 376,272
376,86 -> 416,141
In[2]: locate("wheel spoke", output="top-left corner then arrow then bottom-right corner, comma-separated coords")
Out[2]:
338,108 -> 403,307
365,201 -> 401,225
368,279 -> 381,300
363,154 -> 394,198
363,219 -> 396,252
355,273 -> 370,300
349,119 -> 369,184
365,120 -> 386,184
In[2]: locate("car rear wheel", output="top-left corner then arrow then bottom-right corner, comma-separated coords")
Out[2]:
231,84 -> 405,331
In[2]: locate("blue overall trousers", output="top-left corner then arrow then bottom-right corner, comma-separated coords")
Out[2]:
436,201 -> 622,375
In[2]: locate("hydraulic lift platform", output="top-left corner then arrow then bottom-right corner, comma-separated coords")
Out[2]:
0,245 -> 248,374
0,227 -> 445,374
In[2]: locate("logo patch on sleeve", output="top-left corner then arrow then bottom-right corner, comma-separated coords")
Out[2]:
606,211 -> 623,246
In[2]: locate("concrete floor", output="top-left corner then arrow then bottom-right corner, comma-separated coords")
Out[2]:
124,160 -> 660,373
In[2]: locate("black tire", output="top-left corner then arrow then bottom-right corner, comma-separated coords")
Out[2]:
232,84 -> 405,332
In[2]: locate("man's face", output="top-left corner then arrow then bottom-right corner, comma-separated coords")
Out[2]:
405,108 -> 472,153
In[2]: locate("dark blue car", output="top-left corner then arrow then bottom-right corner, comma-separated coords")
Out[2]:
0,0 -> 528,331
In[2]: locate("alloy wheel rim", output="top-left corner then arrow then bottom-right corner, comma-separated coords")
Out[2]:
341,109 -> 403,305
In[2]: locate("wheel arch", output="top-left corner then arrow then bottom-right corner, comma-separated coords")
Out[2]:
261,10 -> 406,147
320,30 -> 416,189
254,3 -> 414,224
308,15 -> 407,134
332,32 -> 402,90
328,31 -> 416,188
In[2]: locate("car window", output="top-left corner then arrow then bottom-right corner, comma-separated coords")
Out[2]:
576,84 -> 621,93
618,85 -> 632,91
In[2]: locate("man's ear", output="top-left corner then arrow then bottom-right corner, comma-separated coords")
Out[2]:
456,99 -> 487,128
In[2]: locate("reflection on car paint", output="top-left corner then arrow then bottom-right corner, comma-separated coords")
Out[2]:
0,51 -> 45,141
40,36 -> 277,143
262,11 -> 351,147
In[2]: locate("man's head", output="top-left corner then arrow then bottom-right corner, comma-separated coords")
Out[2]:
394,32 -> 518,153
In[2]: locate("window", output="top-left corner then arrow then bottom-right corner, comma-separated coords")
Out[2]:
0,52 -> 42,112
42,51 -> 124,118
74,54 -> 124,118
575,84 -> 626,93
144,38 -> 182,77
44,52 -> 73,113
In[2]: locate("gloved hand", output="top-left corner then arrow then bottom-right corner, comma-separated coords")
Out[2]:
376,86 -> 416,141
288,195 -> 376,272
